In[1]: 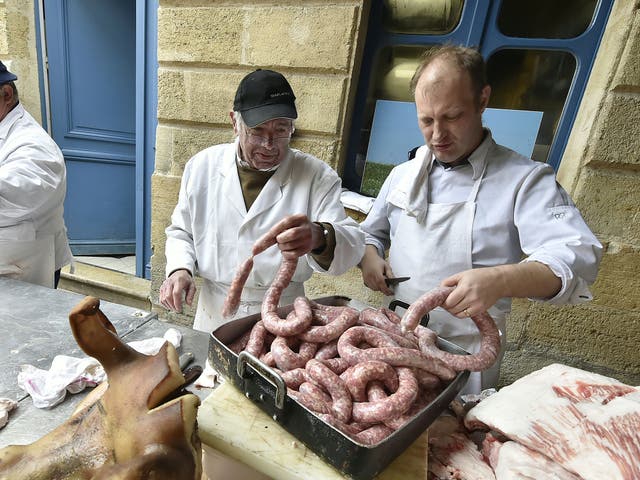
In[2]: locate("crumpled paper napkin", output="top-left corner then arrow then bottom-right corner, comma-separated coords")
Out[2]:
193,360 -> 221,390
17,328 -> 182,409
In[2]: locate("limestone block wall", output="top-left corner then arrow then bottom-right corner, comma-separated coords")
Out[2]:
1,2 -> 635,385
150,1 -> 639,386
502,0 -> 640,386
150,1 -> 370,323
0,0 -> 42,123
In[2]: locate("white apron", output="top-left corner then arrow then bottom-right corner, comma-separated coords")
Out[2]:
193,277 -> 304,333
387,154 -> 507,395
0,236 -> 55,288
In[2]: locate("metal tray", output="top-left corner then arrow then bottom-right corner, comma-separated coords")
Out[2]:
208,296 -> 469,480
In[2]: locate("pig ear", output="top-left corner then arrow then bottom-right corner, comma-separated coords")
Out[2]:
69,296 -> 141,371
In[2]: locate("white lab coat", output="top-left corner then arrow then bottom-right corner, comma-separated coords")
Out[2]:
165,140 -> 365,332
0,104 -> 72,287
362,131 -> 602,392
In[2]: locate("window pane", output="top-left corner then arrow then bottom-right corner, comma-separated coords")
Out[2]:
498,0 -> 598,39
375,45 -> 427,101
383,0 -> 463,34
352,45 -> 428,186
487,49 -> 576,163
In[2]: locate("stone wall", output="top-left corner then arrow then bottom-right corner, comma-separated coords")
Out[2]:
1,0 -> 636,386
150,1 -> 640,386
0,0 -> 42,123
503,0 -> 640,386
150,1 -> 371,322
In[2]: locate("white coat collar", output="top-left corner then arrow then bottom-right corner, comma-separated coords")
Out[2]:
221,139 -> 248,215
390,129 -> 495,223
0,103 -> 24,140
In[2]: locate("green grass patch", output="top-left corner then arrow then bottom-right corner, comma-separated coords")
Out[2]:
360,162 -> 395,197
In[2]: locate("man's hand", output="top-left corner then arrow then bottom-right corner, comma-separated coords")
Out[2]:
273,214 -> 324,259
159,269 -> 196,313
360,245 -> 395,296
440,267 -> 505,318
441,262 -> 562,318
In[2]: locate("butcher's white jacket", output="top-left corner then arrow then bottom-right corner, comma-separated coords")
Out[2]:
0,104 -> 72,277
361,131 -> 603,308
165,139 -> 365,330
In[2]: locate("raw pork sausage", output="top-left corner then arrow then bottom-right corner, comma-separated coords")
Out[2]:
270,335 -> 318,371
417,313 -> 501,371
221,256 -> 254,318
298,307 -> 359,343
245,321 -> 267,357
261,259 -> 312,336
400,286 -> 453,333
351,367 -> 418,423
337,326 -> 456,381
306,359 -> 353,423
340,361 -> 399,402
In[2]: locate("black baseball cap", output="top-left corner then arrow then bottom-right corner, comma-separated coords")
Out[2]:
233,69 -> 297,127
0,61 -> 17,83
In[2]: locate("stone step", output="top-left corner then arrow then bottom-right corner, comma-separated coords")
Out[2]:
59,261 -> 151,312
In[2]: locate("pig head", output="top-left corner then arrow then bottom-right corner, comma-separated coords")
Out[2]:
0,296 -> 202,479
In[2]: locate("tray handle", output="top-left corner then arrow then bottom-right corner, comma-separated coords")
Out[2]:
237,350 -> 287,411
388,299 -> 430,327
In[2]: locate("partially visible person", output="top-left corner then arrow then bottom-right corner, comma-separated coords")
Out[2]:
359,45 -> 602,394
0,61 -> 72,288
160,69 -> 364,332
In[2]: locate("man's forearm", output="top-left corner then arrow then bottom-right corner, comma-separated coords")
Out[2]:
495,261 -> 562,300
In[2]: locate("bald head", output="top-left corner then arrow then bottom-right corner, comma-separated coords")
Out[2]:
416,57 -> 476,104
411,45 -> 487,108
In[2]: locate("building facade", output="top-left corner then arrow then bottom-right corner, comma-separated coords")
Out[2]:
2,0 -> 638,386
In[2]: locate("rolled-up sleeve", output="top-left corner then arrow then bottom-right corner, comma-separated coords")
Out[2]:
515,164 -> 603,304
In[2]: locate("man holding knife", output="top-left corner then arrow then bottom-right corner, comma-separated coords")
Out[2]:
359,45 -> 602,394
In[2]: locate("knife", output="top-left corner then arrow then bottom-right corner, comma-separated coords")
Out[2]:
385,276 -> 410,287
179,352 -> 194,370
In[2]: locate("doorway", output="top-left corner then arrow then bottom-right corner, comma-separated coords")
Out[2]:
39,0 -> 156,278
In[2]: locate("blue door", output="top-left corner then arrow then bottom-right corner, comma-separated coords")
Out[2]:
43,0 -> 136,255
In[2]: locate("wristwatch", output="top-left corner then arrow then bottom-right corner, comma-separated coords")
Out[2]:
313,222 -> 329,253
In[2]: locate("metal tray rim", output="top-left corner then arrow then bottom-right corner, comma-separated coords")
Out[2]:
208,296 -> 470,479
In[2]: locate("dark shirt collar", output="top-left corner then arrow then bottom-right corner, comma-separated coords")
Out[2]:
431,129 -> 490,174
434,156 -> 471,170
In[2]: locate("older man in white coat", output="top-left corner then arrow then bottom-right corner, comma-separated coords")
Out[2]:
160,69 -> 364,332
360,45 -> 602,394
0,61 -> 72,288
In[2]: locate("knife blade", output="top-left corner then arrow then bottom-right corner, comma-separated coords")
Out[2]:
178,352 -> 194,371
384,276 -> 410,287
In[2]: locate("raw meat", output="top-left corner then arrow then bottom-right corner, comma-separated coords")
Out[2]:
483,433 -> 581,479
464,363 -> 640,480
428,415 -> 496,480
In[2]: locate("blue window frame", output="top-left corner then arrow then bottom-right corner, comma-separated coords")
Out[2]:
343,0 -> 614,193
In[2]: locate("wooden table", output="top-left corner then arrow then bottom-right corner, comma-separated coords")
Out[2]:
197,382 -> 429,480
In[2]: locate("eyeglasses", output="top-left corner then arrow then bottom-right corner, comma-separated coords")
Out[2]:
243,124 -> 293,146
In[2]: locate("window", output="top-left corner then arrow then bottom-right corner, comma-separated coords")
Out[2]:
487,49 -> 576,163
343,0 -> 614,195
498,0 -> 599,39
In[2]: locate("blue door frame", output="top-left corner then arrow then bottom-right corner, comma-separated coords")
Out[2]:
35,0 -> 157,279
343,0 -> 613,191
136,0 -> 158,279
